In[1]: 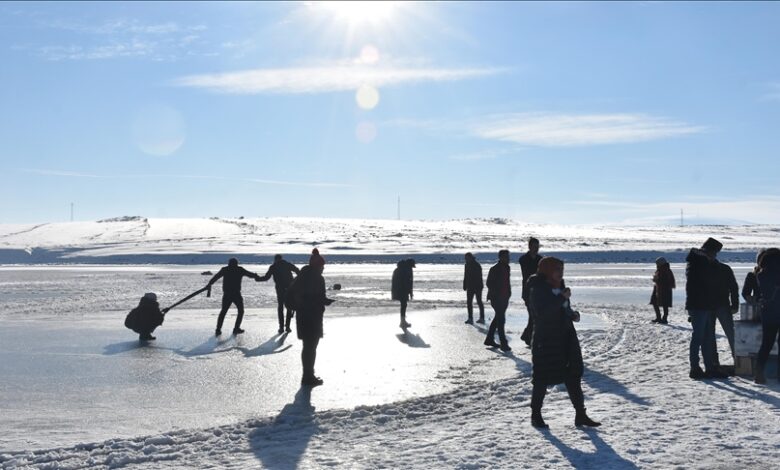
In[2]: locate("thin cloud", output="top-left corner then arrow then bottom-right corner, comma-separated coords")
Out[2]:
470,113 -> 705,147
21,169 -> 352,189
173,65 -> 503,94
448,147 -> 523,161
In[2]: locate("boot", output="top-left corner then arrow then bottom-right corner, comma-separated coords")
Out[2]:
215,328 -> 222,336
301,375 -> 324,386
476,317 -> 486,324
755,366 -> 767,384
575,408 -> 601,427
531,408 -> 548,429
465,318 -> 474,324
233,328 -> 245,335
661,314 -> 668,324
689,366 -> 706,380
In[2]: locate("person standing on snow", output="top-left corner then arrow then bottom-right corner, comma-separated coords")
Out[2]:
742,250 -> 767,304
650,257 -> 675,324
392,258 -> 416,328
754,248 -> 780,384
463,252 -> 485,324
527,256 -> 600,429
685,238 -> 728,379
292,248 -> 334,386
207,257 -> 261,336
519,237 -> 543,345
709,257 -> 739,367
259,254 -> 300,334
484,249 -> 512,352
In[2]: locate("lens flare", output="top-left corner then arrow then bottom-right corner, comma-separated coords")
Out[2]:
131,104 -> 186,157
355,84 -> 380,110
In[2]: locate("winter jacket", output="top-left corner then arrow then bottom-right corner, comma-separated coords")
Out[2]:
391,261 -> 414,301
714,261 -> 739,311
124,297 -> 164,334
463,259 -> 484,291
486,262 -> 511,301
260,260 -> 300,289
295,266 -> 331,340
742,271 -> 760,302
527,274 -> 583,386
685,248 -> 719,311
519,252 -> 542,302
208,265 -> 259,295
758,255 -> 780,326
650,265 -> 676,307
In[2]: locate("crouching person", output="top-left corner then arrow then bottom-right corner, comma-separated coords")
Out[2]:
125,293 -> 165,341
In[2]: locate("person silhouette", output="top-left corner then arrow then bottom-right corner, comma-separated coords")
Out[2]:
207,258 -> 261,336
463,252 -> 485,324
519,238 -> 542,345
484,250 -> 512,352
294,249 -> 334,386
259,254 -> 301,334
392,259 -> 416,328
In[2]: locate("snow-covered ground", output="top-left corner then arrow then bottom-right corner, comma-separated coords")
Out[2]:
0,217 -> 776,264
1,261 -> 779,469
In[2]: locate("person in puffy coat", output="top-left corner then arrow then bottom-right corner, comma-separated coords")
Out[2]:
125,292 -> 165,341
755,248 -> 780,384
294,248 -> 334,387
650,257 -> 675,324
528,256 -> 600,428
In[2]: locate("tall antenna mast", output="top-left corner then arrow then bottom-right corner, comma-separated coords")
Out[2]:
70,202 -> 74,222
680,208 -> 683,227
397,196 -> 401,220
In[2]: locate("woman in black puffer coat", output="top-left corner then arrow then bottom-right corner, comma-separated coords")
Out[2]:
528,257 -> 599,428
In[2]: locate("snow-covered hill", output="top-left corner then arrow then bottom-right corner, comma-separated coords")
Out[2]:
0,217 -> 776,264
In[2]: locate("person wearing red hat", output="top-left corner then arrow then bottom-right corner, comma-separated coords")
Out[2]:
293,248 -> 334,386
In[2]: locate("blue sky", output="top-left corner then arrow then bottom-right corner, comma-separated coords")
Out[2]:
1,1 -> 779,224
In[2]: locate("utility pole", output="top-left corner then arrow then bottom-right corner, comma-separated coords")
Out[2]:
70,203 -> 74,222
680,208 -> 683,227
397,196 -> 400,220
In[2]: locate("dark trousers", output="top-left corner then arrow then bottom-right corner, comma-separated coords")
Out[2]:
400,299 -> 408,320
520,301 -> 533,344
689,309 -> 716,371
531,377 -> 585,412
276,287 -> 294,329
217,294 -> 244,331
301,337 -> 320,379
486,298 -> 509,346
467,289 -> 484,320
757,322 -> 780,372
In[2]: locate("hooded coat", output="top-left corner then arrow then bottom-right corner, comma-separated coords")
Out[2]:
392,260 -> 414,301
295,265 -> 330,340
486,262 -> 511,302
685,248 -> 719,311
650,264 -> 676,307
463,258 -> 484,291
527,273 -> 583,386
125,296 -> 164,334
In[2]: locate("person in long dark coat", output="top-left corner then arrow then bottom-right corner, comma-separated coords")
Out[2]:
755,248 -> 780,384
650,257 -> 675,324
392,258 -> 415,328
125,292 -> 165,341
207,258 -> 261,336
519,237 -> 543,345
259,254 -> 300,334
295,248 -> 334,386
528,256 -> 600,428
463,252 -> 485,324
484,250 -> 512,352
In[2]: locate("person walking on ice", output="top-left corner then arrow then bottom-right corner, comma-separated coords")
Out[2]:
259,254 -> 300,334
650,257 -> 675,324
484,249 -> 512,352
463,252 -> 485,324
206,257 -> 261,336
392,258 -> 416,329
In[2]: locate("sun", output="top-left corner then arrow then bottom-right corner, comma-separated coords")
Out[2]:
318,1 -> 401,26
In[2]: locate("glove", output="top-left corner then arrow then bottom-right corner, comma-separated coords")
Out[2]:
161,307 -> 170,315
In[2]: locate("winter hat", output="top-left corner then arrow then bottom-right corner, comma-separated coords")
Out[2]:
655,257 -> 668,266
537,256 -> 564,288
701,237 -> 723,254
309,248 -> 325,268
143,292 -> 157,302
228,257 -> 239,267
407,258 -> 416,268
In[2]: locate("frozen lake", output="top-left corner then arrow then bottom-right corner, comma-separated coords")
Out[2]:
0,262 -> 752,451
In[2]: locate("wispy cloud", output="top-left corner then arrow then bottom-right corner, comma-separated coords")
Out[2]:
173,65 -> 502,94
447,147 -> 523,161
33,18 -> 207,61
469,113 -> 705,147
21,169 -> 351,189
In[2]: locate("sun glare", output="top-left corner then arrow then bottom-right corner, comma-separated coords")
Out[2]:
319,1 -> 400,25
